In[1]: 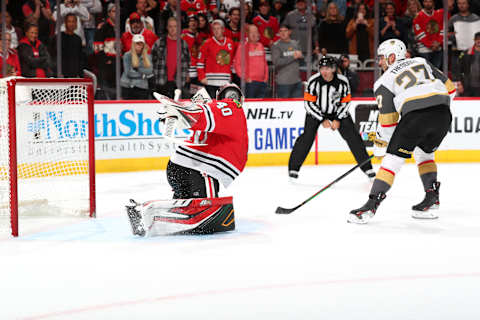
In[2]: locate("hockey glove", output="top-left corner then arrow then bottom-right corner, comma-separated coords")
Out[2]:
154,92 -> 203,130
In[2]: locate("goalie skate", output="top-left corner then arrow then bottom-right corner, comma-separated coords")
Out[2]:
126,199 -> 146,236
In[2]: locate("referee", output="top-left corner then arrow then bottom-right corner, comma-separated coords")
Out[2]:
288,56 -> 375,180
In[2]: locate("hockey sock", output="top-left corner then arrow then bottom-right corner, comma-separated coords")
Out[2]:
370,170 -> 392,195
413,148 -> 437,191
370,154 -> 404,195
417,160 -> 437,191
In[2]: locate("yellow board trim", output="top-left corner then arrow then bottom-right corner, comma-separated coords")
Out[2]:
3,150 -> 476,176
93,150 -> 480,173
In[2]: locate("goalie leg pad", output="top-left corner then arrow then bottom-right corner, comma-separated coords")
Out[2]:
140,196 -> 235,236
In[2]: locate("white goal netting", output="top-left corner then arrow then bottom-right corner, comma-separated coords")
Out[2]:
0,78 -> 94,237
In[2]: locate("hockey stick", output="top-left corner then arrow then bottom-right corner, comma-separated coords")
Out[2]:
275,155 -> 374,214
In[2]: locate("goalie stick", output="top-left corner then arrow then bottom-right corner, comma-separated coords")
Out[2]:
275,155 -> 374,214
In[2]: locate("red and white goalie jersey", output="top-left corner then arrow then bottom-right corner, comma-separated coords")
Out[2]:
170,99 -> 248,187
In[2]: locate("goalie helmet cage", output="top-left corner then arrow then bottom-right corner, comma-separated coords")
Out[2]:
0,78 -> 96,237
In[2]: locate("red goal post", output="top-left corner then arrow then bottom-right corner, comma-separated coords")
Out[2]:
0,77 -> 96,237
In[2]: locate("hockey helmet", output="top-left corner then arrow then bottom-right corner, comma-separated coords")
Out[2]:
318,56 -> 337,71
377,38 -> 406,67
216,83 -> 244,105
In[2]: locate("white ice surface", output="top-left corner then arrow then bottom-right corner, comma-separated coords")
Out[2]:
1,163 -> 480,320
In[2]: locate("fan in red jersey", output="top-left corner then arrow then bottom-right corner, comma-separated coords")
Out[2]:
126,84 -> 248,237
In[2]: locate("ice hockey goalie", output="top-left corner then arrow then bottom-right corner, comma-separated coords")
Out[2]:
126,84 -> 248,236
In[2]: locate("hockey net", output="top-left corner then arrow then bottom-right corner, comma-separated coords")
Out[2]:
0,77 -> 96,237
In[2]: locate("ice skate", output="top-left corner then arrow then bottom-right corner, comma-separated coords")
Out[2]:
126,199 -> 146,236
348,193 -> 386,224
412,182 -> 440,219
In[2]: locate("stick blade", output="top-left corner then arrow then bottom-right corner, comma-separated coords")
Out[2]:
275,206 -> 295,214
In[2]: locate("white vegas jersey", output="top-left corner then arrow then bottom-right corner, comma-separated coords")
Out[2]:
373,57 -> 456,143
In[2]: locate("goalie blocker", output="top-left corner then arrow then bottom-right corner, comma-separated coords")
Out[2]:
126,196 -> 235,236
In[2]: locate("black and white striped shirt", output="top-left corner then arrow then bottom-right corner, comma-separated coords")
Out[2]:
304,73 -> 352,121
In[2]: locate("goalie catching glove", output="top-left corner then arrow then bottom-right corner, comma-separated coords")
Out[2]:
154,92 -> 203,130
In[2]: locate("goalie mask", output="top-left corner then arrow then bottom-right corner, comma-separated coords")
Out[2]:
216,83 -> 244,105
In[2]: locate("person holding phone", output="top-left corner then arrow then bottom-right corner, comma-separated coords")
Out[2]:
379,2 -> 405,43
345,3 -> 374,61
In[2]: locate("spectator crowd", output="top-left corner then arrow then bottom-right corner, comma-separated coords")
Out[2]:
1,0 -> 480,98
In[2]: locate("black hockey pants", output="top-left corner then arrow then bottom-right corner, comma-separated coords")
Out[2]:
288,113 -> 373,173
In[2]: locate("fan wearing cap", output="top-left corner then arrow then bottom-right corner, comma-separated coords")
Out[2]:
125,0 -> 155,33
120,34 -> 153,99
349,38 -> 456,224
288,56 -> 374,181
121,12 -> 158,54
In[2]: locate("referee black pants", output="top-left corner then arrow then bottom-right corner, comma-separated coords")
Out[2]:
288,113 -> 373,173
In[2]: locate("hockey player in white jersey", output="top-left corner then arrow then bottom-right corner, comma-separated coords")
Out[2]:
348,39 -> 456,224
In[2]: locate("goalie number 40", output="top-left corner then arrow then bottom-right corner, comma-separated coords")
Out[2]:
216,102 -> 232,117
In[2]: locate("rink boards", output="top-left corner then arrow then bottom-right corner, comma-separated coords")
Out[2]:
93,98 -> 480,172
